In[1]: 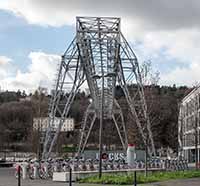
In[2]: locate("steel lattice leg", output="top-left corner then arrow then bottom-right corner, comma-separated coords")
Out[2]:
115,32 -> 156,157
42,40 -> 85,159
112,100 -> 128,150
78,104 -> 97,156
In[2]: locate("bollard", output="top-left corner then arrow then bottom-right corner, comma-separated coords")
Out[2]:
18,166 -> 21,186
33,166 -> 39,179
33,161 -> 40,179
133,171 -> 137,186
69,167 -> 72,186
21,163 -> 28,179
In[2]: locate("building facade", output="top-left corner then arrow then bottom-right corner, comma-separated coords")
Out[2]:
178,86 -> 200,162
33,117 -> 74,132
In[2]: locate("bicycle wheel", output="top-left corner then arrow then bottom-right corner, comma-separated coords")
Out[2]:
39,169 -> 47,179
28,169 -> 34,180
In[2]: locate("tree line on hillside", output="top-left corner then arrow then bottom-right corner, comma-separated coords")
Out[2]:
0,84 -> 192,154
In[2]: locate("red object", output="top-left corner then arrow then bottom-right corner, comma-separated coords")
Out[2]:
128,144 -> 135,147
101,153 -> 108,160
15,165 -> 21,172
196,162 -> 200,168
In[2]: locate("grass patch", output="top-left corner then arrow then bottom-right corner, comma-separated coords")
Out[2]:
79,170 -> 200,185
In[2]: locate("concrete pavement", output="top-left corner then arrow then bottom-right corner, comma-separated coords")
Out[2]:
147,178 -> 200,186
1,168 -> 200,186
0,168 -> 134,186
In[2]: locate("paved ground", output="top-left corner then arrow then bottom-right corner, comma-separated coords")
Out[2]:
1,168 -> 200,186
0,168 -> 133,186
147,178 -> 200,186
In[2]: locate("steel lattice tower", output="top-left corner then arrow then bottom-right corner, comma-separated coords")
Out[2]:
42,17 -> 155,159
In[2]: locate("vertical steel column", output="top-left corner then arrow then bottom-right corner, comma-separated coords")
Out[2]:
98,17 -> 104,179
194,96 -> 198,169
18,166 -> 21,186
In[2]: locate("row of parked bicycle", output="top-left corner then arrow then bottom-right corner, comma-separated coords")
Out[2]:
14,158 -> 189,180
164,159 -> 189,171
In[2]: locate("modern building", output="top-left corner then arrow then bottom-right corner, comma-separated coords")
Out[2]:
178,86 -> 200,162
33,117 -> 74,132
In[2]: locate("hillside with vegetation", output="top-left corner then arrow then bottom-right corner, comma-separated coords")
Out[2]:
0,84 -> 192,154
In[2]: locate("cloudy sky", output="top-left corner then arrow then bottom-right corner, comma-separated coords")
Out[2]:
0,0 -> 200,92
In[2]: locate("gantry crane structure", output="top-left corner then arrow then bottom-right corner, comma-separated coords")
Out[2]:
42,17 -> 155,159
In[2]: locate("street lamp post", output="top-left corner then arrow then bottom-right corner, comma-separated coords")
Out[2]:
98,17 -> 104,179
145,133 -> 148,177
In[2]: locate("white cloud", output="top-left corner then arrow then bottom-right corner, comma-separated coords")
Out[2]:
0,52 -> 60,92
1,0 -> 200,30
139,29 -> 200,63
0,55 -> 13,79
161,62 -> 200,86
0,56 -> 12,65
1,0 -> 200,86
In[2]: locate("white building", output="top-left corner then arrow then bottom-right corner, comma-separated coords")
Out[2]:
19,96 -> 31,102
178,86 -> 200,162
33,117 -> 74,132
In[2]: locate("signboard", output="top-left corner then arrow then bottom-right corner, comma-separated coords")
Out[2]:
96,152 -> 126,161
82,150 -> 145,161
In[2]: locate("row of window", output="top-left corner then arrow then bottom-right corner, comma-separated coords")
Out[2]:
182,114 -> 200,133
182,133 -> 200,147
33,118 -> 74,131
181,94 -> 200,117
